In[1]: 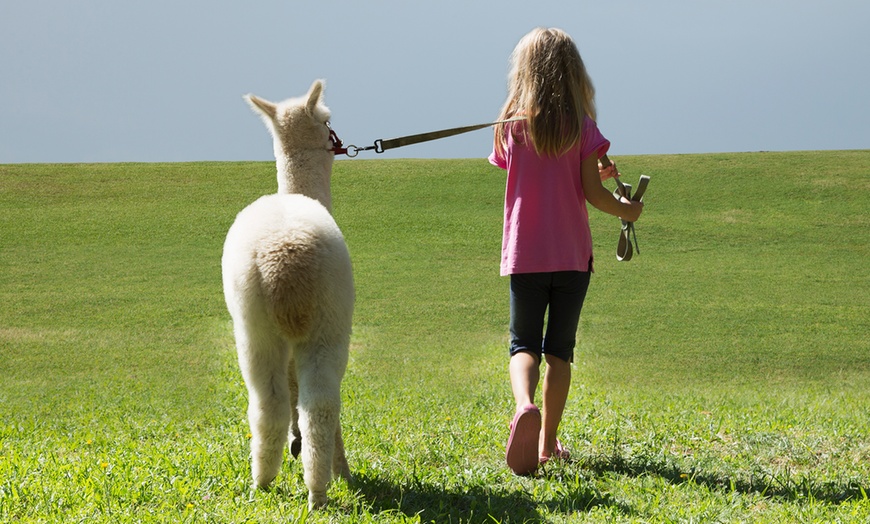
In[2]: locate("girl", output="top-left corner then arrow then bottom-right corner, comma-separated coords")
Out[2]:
489,27 -> 643,475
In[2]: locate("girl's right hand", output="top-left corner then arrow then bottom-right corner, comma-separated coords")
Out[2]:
599,163 -> 619,181
619,198 -> 644,222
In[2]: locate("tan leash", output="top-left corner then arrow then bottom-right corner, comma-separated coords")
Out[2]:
331,123 -> 651,262
601,155 -> 650,262
329,116 -> 525,157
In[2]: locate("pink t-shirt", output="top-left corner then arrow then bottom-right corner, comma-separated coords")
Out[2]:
488,117 -> 610,276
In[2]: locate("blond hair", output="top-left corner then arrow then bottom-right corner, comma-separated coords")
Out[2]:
494,28 -> 596,158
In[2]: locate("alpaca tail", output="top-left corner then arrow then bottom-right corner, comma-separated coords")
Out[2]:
255,231 -> 321,339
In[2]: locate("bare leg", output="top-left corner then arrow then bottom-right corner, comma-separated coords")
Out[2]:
540,354 -> 571,459
509,351 -> 540,411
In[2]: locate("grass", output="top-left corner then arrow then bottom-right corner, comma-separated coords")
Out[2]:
1,151 -> 868,522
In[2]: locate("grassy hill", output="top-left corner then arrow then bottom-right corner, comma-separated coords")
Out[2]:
1,151 -> 868,522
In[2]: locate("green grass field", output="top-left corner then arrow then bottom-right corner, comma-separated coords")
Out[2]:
1,151 -> 868,522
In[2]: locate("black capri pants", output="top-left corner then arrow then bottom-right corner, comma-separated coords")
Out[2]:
509,271 -> 591,363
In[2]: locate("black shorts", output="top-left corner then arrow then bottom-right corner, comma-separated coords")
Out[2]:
509,271 -> 591,363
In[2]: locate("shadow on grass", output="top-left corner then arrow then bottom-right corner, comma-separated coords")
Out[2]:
351,470 -> 625,522
582,453 -> 868,505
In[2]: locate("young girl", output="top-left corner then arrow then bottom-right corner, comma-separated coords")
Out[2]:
489,27 -> 643,475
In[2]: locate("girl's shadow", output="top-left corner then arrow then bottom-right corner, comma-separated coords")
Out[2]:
351,469 -> 625,523
581,453 -> 868,504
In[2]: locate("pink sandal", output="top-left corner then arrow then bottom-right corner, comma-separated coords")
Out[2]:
539,439 -> 571,465
505,404 -> 541,475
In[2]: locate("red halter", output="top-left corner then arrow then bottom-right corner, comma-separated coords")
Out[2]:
327,123 -> 348,156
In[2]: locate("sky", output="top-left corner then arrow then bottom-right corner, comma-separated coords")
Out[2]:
1,0 -> 868,163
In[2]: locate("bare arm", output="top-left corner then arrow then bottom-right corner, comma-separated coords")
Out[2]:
580,154 -> 643,222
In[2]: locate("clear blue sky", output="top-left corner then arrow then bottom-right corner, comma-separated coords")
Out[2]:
2,0 -> 867,163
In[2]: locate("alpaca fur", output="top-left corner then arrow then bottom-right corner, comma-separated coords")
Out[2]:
222,80 -> 354,510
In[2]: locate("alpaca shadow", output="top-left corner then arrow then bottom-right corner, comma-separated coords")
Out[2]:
581,453 -> 868,505
351,470 -> 625,522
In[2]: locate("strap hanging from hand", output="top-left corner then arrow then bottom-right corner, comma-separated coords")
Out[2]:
613,175 -> 649,262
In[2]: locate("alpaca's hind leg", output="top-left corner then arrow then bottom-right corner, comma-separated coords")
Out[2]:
236,328 -> 292,488
287,358 -> 302,458
333,424 -> 352,482
296,349 -> 346,509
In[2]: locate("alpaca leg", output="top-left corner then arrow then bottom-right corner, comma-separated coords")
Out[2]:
333,424 -> 352,482
287,358 -> 302,459
236,329 -> 292,488
296,349 -> 344,509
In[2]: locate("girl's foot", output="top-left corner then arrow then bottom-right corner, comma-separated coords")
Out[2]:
539,439 -> 571,465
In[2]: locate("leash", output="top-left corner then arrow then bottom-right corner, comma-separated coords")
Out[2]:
601,155 -> 649,262
328,117 -> 525,157
330,122 -> 650,262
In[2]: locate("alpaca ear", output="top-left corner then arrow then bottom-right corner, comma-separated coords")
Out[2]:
306,80 -> 325,115
245,94 -> 277,122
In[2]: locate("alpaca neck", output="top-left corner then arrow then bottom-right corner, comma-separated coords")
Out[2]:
275,149 -> 333,212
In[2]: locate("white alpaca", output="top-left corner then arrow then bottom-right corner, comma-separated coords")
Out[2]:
222,80 -> 353,510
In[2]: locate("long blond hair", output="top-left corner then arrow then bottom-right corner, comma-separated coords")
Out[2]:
494,28 -> 596,158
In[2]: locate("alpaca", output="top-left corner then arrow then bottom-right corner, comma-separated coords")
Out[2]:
221,80 -> 354,510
